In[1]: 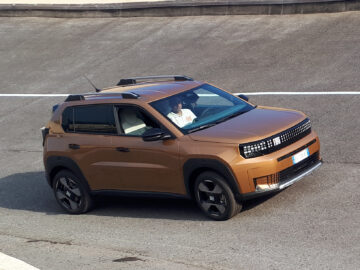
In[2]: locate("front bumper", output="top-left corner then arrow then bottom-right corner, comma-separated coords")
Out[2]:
239,158 -> 322,201
279,158 -> 322,190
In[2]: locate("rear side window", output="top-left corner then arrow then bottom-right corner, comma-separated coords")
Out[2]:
62,105 -> 117,134
62,107 -> 74,132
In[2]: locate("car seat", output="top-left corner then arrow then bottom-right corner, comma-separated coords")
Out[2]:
119,108 -> 146,135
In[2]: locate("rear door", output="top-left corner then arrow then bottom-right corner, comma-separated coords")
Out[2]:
61,104 -> 120,190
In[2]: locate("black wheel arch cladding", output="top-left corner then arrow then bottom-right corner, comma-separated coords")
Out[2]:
183,158 -> 241,198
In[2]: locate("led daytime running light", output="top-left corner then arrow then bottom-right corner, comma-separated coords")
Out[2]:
240,118 -> 311,159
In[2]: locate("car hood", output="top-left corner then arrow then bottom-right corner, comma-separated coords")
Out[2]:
188,106 -> 306,144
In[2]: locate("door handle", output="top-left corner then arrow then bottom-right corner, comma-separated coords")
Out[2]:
116,147 -> 130,152
69,144 -> 80,150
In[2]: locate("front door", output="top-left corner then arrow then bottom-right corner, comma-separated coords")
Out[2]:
96,105 -> 185,195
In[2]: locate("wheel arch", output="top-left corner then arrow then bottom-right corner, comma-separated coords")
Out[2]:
183,158 -> 241,199
45,156 -> 90,190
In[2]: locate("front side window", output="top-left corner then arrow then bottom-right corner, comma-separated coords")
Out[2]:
150,84 -> 254,133
61,104 -> 117,134
117,106 -> 160,136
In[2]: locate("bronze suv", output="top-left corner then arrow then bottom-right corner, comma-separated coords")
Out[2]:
42,75 -> 322,220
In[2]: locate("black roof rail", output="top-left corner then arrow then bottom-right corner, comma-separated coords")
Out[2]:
64,93 -> 139,101
117,75 -> 194,86
65,95 -> 85,102
118,79 -> 137,86
121,92 -> 139,99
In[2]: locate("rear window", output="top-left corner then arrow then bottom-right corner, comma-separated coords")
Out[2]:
62,104 -> 117,134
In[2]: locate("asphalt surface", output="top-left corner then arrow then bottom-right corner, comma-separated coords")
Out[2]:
0,13 -> 359,269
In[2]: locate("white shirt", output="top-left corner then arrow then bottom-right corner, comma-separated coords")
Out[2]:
167,109 -> 197,128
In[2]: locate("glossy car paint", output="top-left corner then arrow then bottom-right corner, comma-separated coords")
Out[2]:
43,80 -> 320,199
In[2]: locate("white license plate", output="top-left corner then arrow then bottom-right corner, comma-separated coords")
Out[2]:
292,148 -> 310,164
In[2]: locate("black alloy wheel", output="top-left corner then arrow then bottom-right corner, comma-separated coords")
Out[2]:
53,170 -> 93,214
194,171 -> 242,221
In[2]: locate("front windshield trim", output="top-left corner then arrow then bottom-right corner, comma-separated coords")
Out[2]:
149,83 -> 255,134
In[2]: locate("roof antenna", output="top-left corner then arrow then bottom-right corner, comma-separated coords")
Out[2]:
84,75 -> 101,92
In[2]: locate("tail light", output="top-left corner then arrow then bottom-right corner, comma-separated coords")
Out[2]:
41,127 -> 49,146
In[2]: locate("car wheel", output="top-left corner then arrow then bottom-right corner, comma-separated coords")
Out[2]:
53,170 -> 93,214
194,171 -> 242,221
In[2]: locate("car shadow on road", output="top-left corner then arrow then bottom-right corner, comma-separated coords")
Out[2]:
0,171 -> 61,213
242,192 -> 279,212
0,171 -> 205,221
0,171 -> 278,221
91,195 -> 204,221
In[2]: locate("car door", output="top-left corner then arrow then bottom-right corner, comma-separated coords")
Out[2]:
61,104 -> 121,190
103,104 -> 184,195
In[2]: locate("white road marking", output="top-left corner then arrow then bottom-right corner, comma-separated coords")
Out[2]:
0,94 -> 68,97
0,92 -> 359,98
203,92 -> 360,96
0,252 -> 39,270
242,91 -> 360,95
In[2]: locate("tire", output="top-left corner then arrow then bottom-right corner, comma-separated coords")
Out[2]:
194,171 -> 242,221
52,169 -> 94,214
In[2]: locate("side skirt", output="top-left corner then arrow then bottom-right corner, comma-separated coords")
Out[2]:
91,190 -> 191,200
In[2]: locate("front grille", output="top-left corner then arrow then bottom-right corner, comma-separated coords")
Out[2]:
240,118 -> 312,158
279,152 -> 319,183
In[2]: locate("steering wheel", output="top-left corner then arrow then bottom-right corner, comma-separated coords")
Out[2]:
199,108 -> 212,118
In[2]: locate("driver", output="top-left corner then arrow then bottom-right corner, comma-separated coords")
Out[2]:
183,92 -> 199,111
167,97 -> 196,128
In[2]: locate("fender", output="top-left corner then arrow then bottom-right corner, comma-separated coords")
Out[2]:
45,156 -> 90,190
183,158 -> 242,199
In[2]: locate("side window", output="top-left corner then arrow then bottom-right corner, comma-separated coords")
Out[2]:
62,107 -> 74,132
62,105 -> 117,134
117,106 -> 160,136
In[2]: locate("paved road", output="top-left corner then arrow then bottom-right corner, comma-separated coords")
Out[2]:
0,0 -> 345,4
0,13 -> 359,269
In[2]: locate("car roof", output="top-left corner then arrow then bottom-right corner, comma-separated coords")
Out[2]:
75,80 -> 204,104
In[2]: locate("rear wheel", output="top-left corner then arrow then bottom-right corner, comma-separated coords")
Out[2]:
194,171 -> 242,221
53,170 -> 93,214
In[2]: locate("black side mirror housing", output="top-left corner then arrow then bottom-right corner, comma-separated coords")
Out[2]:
142,128 -> 172,142
237,94 -> 249,102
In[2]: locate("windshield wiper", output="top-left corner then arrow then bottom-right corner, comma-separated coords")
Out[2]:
187,109 -> 251,133
187,123 -> 217,133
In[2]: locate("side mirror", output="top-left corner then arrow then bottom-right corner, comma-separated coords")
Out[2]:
237,94 -> 249,102
142,128 -> 172,142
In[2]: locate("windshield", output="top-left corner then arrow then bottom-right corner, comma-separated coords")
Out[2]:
150,84 -> 254,134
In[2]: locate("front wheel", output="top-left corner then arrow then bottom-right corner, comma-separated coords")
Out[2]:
194,171 -> 242,221
53,170 -> 94,214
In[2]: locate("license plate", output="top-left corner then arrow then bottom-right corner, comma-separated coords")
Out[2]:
292,148 -> 310,164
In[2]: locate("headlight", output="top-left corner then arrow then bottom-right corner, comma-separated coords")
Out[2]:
240,141 -> 268,158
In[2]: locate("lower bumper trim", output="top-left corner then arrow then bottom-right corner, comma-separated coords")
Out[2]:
239,159 -> 322,201
279,160 -> 322,189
